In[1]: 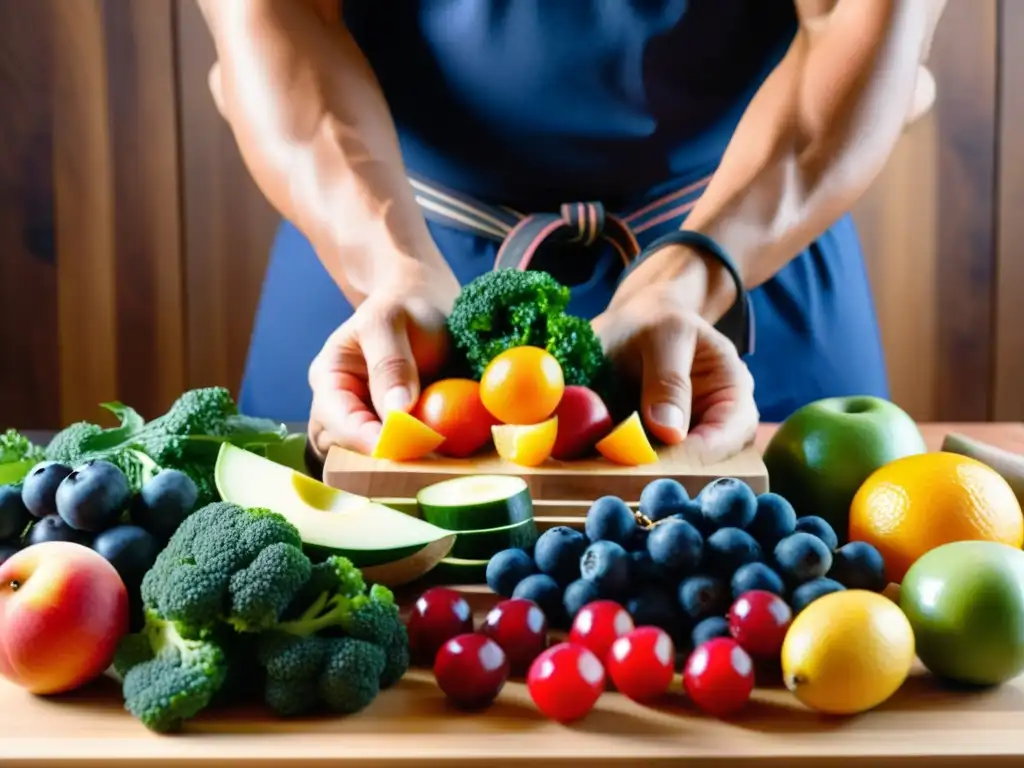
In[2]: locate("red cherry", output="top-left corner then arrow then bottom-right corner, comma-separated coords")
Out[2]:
728,590 -> 793,659
434,633 -> 510,709
568,600 -> 634,663
683,638 -> 755,717
407,587 -> 474,665
479,598 -> 549,675
527,642 -> 606,723
606,626 -> 676,701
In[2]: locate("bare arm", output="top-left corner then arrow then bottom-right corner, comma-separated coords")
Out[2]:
614,0 -> 947,320
196,0 -> 459,309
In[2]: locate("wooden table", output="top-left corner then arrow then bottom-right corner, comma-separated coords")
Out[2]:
3,423 -> 1024,767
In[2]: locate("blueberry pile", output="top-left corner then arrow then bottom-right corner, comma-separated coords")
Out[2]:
486,477 -> 887,651
0,460 -> 199,628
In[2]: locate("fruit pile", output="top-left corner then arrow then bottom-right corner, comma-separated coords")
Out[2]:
0,459 -> 199,628
408,584 -> 814,721
485,476 -> 888,650
372,348 -> 658,468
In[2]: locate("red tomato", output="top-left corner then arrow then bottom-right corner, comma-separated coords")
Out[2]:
412,379 -> 497,458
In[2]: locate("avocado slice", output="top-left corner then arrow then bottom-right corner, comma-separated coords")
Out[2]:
214,443 -> 454,585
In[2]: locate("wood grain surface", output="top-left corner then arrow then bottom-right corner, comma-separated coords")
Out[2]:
325,443 -> 769,501
2,423 -> 1023,766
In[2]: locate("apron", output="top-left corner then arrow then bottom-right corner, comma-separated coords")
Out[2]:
237,1 -> 890,422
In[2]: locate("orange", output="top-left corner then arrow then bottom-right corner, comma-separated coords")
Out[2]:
849,451 -> 1024,584
492,418 -> 558,467
372,411 -> 446,461
596,412 -> 659,466
480,346 -> 565,425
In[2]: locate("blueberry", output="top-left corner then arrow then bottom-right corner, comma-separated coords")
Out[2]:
0,544 -> 20,566
131,469 -> 199,541
698,477 -> 757,530
626,584 -> 683,635
533,526 -> 587,586
0,485 -> 32,541
731,562 -> 785,599
646,518 -> 703,575
828,541 -> 887,592
639,478 -> 689,522
791,577 -> 845,613
774,532 -> 833,584
692,616 -> 731,647
92,525 -> 163,590
563,578 -> 602,621
747,493 -> 797,547
55,461 -> 130,532
675,500 -> 714,536
678,575 -> 729,621
21,462 -> 73,519
513,573 -> 565,626
704,527 -> 761,578
25,515 -> 92,547
628,526 -> 650,552
486,548 -> 537,597
584,496 -> 636,546
628,550 -> 664,584
580,540 -> 631,596
794,516 -> 839,551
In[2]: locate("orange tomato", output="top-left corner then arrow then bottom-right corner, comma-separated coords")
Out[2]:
480,347 -> 565,425
412,378 -> 497,458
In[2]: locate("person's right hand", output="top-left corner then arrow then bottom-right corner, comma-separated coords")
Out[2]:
306,263 -> 457,458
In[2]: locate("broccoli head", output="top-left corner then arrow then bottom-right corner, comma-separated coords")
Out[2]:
0,428 -> 45,466
117,611 -> 230,733
254,558 -> 410,713
140,502 -> 309,635
446,269 -> 608,388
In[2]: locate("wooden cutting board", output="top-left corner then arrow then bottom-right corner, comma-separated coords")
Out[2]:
324,441 -> 769,502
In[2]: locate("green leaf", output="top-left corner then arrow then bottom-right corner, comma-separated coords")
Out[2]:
0,460 -> 34,486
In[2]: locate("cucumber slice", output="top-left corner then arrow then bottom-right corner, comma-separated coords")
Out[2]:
427,557 -> 490,584
417,475 -> 533,531
449,518 -> 539,560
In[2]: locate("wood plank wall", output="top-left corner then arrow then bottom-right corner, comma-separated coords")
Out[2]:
0,0 -> 1020,430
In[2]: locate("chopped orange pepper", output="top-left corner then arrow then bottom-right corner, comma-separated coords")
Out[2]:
372,410 -> 446,461
596,412 -> 659,466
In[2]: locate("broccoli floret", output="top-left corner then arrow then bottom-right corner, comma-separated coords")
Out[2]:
545,313 -> 609,387
0,429 -> 45,466
318,637 -> 386,715
118,611 -> 230,733
447,269 -> 609,388
140,502 -> 308,635
253,558 -> 410,714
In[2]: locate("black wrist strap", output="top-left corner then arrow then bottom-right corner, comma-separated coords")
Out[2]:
619,229 -> 755,357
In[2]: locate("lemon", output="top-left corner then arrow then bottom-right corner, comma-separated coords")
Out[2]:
781,589 -> 915,715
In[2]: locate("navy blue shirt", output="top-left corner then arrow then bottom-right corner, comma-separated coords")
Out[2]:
344,0 -> 798,210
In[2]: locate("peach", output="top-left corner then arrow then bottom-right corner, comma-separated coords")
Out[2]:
0,541 -> 129,694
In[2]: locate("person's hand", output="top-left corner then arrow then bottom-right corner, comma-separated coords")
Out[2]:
591,276 -> 759,464
307,263 -> 456,458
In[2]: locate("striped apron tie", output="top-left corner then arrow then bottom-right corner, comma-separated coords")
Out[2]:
407,172 -> 754,356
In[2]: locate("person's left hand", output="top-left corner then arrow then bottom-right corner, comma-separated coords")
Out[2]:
591,278 -> 759,463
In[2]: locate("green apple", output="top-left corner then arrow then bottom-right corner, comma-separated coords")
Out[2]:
900,541 -> 1024,686
763,395 -> 926,542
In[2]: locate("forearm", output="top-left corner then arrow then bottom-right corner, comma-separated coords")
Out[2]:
618,0 -> 946,322
197,0 -> 458,308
